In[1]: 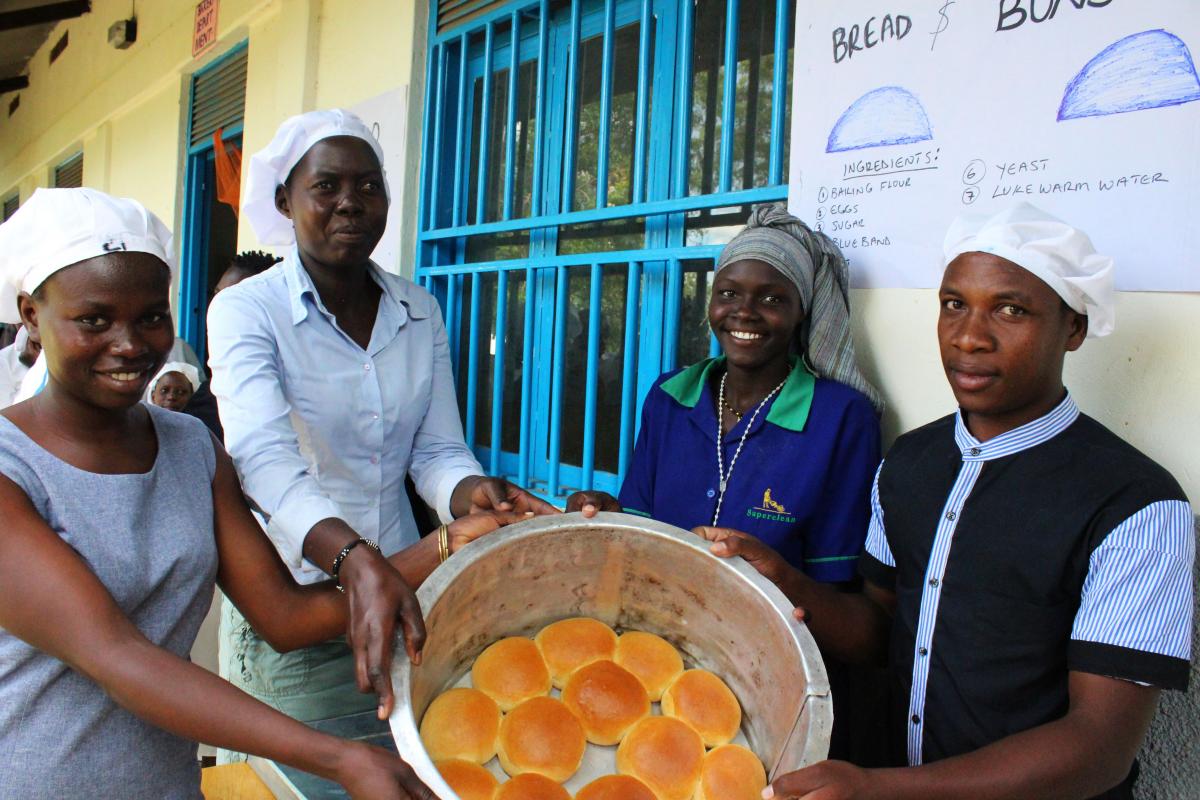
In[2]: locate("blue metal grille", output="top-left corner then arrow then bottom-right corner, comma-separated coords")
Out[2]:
417,0 -> 794,501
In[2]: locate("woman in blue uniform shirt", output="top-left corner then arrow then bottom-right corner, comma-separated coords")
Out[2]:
617,204 -> 883,582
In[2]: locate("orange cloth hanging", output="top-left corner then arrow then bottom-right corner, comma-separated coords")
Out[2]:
212,127 -> 242,217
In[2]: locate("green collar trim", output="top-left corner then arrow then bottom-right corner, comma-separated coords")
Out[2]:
659,356 -> 815,432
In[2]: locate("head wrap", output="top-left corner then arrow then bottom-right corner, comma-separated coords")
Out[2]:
942,202 -> 1114,337
243,109 -> 388,246
716,203 -> 884,413
0,188 -> 174,324
150,361 -> 201,395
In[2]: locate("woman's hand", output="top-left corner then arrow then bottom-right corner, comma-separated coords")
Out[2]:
693,525 -> 800,598
335,542 -> 426,720
447,510 -> 535,554
335,742 -> 436,799
451,475 -> 560,518
564,491 -> 622,517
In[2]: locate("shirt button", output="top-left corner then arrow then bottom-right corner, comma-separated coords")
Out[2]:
919,647 -> 929,656
372,413 -> 380,421
970,447 -> 980,456
370,455 -> 379,464
945,511 -> 956,521
706,488 -> 716,498
363,363 -> 372,372
911,714 -> 921,724
928,577 -> 940,588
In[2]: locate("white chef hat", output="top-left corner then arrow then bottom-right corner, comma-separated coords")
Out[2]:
150,361 -> 201,394
243,109 -> 388,246
0,188 -> 174,324
943,202 -> 1114,338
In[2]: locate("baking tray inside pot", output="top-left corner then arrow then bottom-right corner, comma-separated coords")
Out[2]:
389,512 -> 832,798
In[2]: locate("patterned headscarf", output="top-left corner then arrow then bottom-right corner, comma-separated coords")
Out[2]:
716,203 -> 884,414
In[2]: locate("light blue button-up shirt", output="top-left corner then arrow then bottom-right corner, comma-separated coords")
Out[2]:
207,251 -> 482,583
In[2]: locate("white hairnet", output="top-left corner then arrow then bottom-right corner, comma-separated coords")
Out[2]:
150,361 -> 201,395
943,202 -> 1115,337
0,188 -> 174,324
243,109 -> 388,246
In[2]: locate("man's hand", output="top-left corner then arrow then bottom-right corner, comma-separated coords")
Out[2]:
451,475 -> 560,518
564,490 -> 622,518
693,525 -> 801,598
765,760 -> 875,800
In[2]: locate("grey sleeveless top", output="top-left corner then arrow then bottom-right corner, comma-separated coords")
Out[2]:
0,405 -> 218,799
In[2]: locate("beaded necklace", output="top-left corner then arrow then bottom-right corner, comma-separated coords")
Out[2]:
713,370 -> 787,526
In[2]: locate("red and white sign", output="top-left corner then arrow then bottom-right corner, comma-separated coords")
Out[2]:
192,0 -> 219,58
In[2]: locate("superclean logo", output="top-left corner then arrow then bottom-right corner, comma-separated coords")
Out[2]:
746,488 -> 796,523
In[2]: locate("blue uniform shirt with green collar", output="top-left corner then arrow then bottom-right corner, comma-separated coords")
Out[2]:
619,356 -> 881,583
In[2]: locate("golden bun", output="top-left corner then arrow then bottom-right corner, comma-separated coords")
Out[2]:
493,773 -> 571,800
435,759 -> 499,800
534,617 -> 617,688
615,716 -> 705,800
695,744 -> 767,800
661,669 -> 741,747
471,637 -> 551,712
496,696 -> 586,782
420,688 -> 500,764
613,631 -> 684,702
561,660 -> 650,745
574,774 -> 657,800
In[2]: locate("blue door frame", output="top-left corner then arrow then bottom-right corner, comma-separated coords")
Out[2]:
178,42 -> 247,365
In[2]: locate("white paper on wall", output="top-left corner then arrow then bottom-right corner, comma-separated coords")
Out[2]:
788,1 -> 1200,291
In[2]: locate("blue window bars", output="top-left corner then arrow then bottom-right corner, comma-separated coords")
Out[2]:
417,0 -> 795,502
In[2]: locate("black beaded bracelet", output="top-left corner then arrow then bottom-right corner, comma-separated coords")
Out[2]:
331,538 -> 380,593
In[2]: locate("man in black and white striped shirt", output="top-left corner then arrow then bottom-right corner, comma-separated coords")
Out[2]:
698,204 -> 1193,800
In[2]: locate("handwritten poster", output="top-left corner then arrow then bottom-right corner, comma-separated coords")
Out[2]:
350,87 -> 409,274
788,1 -> 1200,290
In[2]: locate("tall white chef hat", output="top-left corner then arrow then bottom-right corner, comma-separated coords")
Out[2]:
0,188 -> 174,324
243,109 -> 388,246
943,202 -> 1115,337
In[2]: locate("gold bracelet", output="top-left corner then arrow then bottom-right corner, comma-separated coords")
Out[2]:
437,524 -> 450,564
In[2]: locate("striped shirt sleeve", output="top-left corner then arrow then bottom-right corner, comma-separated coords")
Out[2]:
1069,500 -> 1194,689
864,462 -> 895,567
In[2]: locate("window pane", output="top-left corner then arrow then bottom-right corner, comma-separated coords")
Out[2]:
689,0 -> 794,194
466,38 -> 539,222
573,19 -> 654,210
559,264 -> 628,478
678,260 -> 716,367
557,216 -> 645,256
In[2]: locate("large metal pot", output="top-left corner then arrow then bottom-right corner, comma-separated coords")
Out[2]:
389,512 -> 832,797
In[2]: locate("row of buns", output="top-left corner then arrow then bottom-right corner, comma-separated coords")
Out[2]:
437,740 -> 766,800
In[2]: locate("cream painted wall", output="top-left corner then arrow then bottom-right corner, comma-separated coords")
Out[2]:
852,289 -> 1200,504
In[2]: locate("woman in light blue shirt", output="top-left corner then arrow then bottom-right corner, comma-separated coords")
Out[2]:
208,110 -> 556,725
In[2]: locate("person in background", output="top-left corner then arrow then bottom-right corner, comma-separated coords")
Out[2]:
149,361 -> 201,412
208,109 -> 563,728
0,187 -> 532,799
0,325 -> 40,407
701,203 -> 1193,800
598,203 -> 883,584
214,249 -> 283,294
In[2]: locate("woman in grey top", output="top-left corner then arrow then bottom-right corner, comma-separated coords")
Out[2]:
0,189 -> 520,798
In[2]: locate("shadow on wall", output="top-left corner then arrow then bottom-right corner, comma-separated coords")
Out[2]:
1135,518 -> 1200,799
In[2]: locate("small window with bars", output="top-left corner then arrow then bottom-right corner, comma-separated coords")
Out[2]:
189,47 -> 247,147
418,0 -> 795,501
2,193 -> 18,221
54,152 -> 84,188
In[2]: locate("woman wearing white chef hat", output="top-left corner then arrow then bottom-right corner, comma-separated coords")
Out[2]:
209,109 -> 580,729
0,187 -> 531,799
